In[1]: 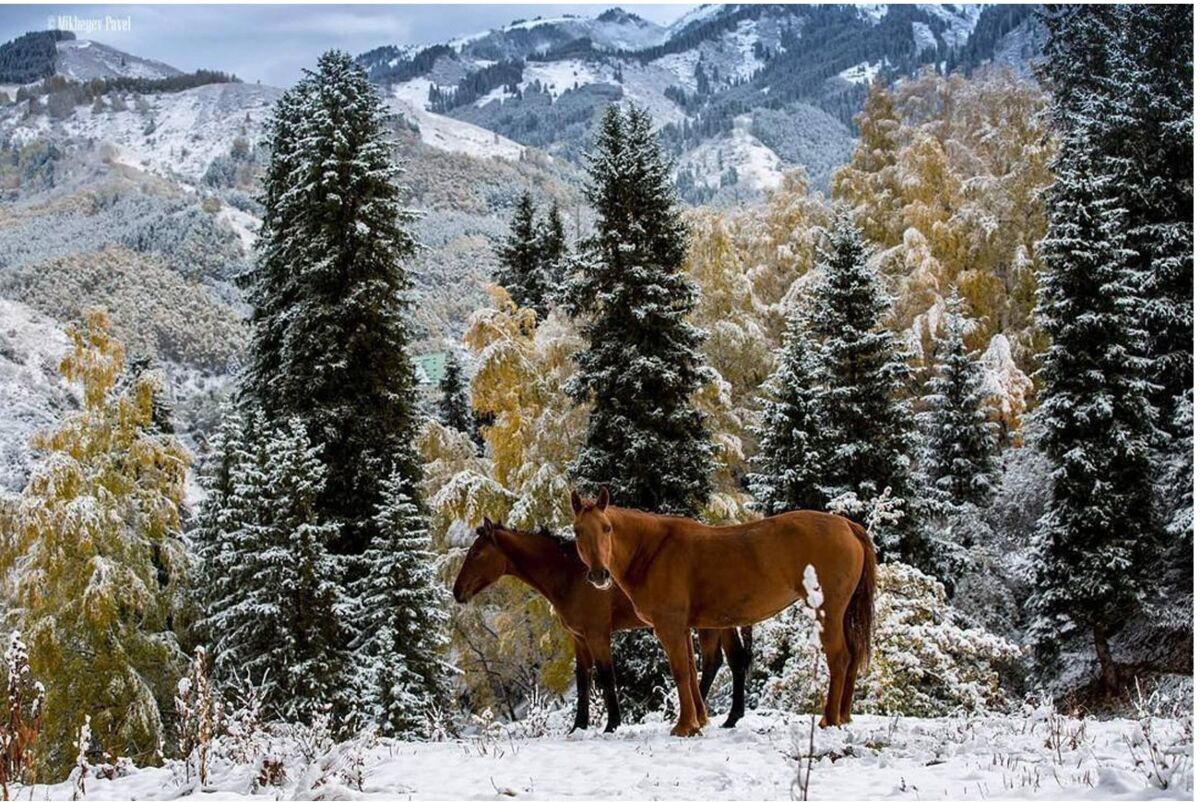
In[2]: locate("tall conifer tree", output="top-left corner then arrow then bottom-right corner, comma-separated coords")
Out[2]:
566,104 -> 711,516
805,216 -> 919,562
243,50 -> 423,557
1028,8 -> 1161,692
495,191 -> 551,318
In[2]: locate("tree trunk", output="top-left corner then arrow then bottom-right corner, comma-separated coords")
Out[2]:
1093,624 -> 1119,695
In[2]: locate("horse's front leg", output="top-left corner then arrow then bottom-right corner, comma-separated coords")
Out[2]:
654,623 -> 702,737
570,635 -> 594,732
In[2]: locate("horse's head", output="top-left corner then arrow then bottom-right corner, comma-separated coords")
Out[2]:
571,486 -> 614,589
452,518 -> 509,603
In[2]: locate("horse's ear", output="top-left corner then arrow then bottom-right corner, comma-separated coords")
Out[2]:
570,489 -> 584,516
481,517 -> 495,539
596,485 -> 610,511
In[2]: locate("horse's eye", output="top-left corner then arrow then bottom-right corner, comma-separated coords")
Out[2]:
603,524 -> 612,533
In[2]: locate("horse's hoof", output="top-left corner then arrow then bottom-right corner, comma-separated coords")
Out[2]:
721,716 -> 740,729
670,723 -> 702,737
570,721 -> 588,733
818,716 -> 830,729
603,723 -> 618,733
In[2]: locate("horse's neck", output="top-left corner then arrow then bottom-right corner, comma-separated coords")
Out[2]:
498,531 -> 571,606
608,507 -> 669,581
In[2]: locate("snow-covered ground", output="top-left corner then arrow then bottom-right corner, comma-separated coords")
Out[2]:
26,709 -> 1192,800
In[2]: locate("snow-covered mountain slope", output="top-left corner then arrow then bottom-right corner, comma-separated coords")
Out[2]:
357,4 -> 1039,201
389,79 -> 526,160
55,37 -> 181,81
1,81 -> 281,183
0,299 -> 73,493
15,709 -> 1194,800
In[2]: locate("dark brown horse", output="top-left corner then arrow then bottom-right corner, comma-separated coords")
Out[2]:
452,519 -> 752,732
571,487 -> 875,737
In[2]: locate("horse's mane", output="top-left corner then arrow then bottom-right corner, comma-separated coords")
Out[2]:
489,523 -> 576,553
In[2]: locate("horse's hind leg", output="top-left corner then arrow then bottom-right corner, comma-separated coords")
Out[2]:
721,627 -> 751,728
697,630 -> 723,712
588,635 -> 621,733
819,606 -> 849,728
571,636 -> 594,732
838,643 -> 860,725
686,634 -> 708,728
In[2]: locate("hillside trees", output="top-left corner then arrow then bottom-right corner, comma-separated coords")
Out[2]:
494,192 -> 571,319
0,309 -> 189,777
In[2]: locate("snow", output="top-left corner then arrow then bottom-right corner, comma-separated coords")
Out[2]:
389,79 -> 525,160
677,114 -> 784,192
667,4 -> 726,37
20,709 -> 1192,800
523,59 -> 599,99
730,20 -> 765,81
0,299 -> 73,493
923,4 -> 985,49
839,60 -> 883,86
913,21 -> 939,55
55,38 -> 181,81
0,82 -> 281,183
858,4 -> 890,24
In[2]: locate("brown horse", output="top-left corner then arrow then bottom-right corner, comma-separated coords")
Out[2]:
452,519 -> 752,732
571,487 -> 875,737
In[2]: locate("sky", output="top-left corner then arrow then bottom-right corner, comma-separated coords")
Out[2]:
0,4 -> 698,86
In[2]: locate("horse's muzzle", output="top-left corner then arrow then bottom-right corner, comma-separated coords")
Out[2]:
587,568 -> 612,590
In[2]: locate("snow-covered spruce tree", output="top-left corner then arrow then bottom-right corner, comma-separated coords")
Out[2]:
566,104 -> 712,516
537,200 -> 570,296
918,292 -> 999,512
495,191 -> 552,319
438,349 -> 475,439
1027,86 -> 1159,693
1052,5 -> 1194,610
565,104 -> 712,717
189,405 -> 253,647
242,50 -> 423,559
805,215 -> 920,565
1040,5 -> 1193,428
2,309 -> 189,778
199,414 -> 346,723
351,472 -> 449,737
746,307 -> 828,514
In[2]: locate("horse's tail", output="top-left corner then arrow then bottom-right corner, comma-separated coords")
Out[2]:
844,520 -> 876,672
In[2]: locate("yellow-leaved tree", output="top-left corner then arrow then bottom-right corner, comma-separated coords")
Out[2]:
833,69 -> 1054,378
683,172 -> 832,522
0,308 -> 190,778
420,287 -> 586,717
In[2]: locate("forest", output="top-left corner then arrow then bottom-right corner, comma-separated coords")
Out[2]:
0,4 -> 1191,799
